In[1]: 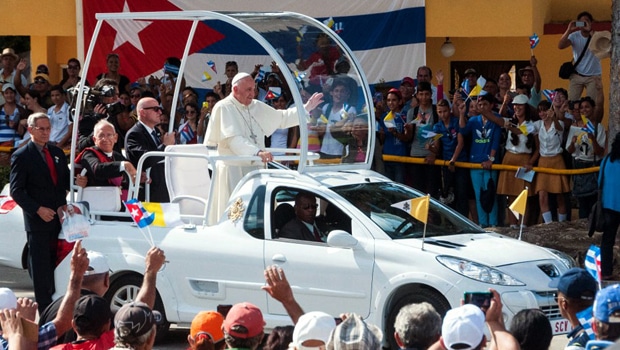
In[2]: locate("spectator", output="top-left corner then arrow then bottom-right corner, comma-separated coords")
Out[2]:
290,312 -> 336,350
268,92 -> 299,155
496,94 -> 537,228
379,88 -> 410,183
599,133 -> 620,280
113,302 -> 162,350
458,94 -> 502,227
316,78 -> 356,160
0,48 -> 27,105
407,81 -> 439,197
0,84 -> 27,147
437,305 -> 486,350
461,68 -> 478,96
96,53 -> 130,94
179,102 -> 199,144
265,326 -> 293,350
187,311 -> 226,350
19,68 -> 52,109
261,265 -> 305,324
197,92 -> 219,144
532,100 -> 570,223
222,303 -> 265,350
22,91 -> 46,115
77,78 -> 123,153
335,115 -> 368,164
517,56 -> 542,109
129,86 -> 142,110
548,268 -> 597,348
496,73 -> 514,107
59,58 -> 89,91
213,60 -> 238,100
326,313 -> 382,350
509,309 -> 553,350
38,251 -> 111,344
0,241 -> 89,350
47,85 -> 71,148
393,302 -> 441,350
566,96 -> 606,219
428,99 -> 468,217
416,66 -> 448,105
399,77 -> 415,115
589,284 -> 620,346
296,33 -> 340,89
558,11 -> 602,103
119,91 -> 131,109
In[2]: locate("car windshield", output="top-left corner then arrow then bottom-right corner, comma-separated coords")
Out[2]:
331,182 -> 484,239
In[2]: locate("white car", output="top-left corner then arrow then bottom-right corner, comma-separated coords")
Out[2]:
4,10 -> 575,348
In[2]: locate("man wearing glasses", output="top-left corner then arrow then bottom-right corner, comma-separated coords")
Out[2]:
125,97 -> 176,202
279,192 -> 325,242
60,58 -> 89,91
9,112 -> 72,313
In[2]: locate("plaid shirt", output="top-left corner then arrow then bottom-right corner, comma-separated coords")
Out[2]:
0,321 -> 57,350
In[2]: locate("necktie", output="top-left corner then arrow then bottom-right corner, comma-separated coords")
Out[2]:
42,147 -> 58,185
313,226 -> 322,242
151,130 -> 161,146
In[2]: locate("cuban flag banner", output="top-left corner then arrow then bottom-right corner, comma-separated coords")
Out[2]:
576,306 -> 596,341
79,1 -> 426,89
123,199 -> 155,228
585,245 -> 602,287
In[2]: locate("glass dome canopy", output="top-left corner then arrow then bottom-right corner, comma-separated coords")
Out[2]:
77,11 -> 375,173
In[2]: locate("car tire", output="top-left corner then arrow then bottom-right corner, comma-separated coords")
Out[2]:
104,274 -> 170,343
385,288 -> 450,350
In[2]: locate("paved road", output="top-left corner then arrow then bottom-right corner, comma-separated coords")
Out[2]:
0,265 -> 570,350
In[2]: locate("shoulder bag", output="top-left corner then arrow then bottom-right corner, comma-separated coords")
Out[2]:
559,35 -> 592,79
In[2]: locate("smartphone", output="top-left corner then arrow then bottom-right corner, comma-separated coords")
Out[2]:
202,101 -> 209,109
464,292 -> 492,308
575,21 -> 585,27
217,304 -> 233,318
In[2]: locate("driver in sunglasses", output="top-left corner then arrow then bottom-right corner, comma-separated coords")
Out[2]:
279,191 -> 326,242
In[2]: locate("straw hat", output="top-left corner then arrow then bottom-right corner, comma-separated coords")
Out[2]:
589,31 -> 611,59
0,48 -> 18,61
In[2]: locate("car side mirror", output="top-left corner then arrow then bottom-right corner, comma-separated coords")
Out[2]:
326,230 -> 358,248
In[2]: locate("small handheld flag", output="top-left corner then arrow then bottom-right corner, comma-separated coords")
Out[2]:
383,111 -> 395,129
323,17 -> 335,29
124,199 -> 155,228
207,60 -> 217,74
163,63 -> 179,76
142,202 -> 183,227
179,122 -> 195,144
468,76 -> 486,99
265,87 -> 282,100
296,25 -> 307,42
201,71 -> 212,82
585,245 -> 602,287
581,115 -> 596,134
255,69 -> 265,82
509,189 -> 528,220
542,89 -> 556,102
576,307 -> 596,341
529,33 -> 540,49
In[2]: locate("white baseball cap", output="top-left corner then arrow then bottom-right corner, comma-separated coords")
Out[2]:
0,288 -> 17,309
441,305 -> 485,350
84,251 -> 110,276
293,311 -> 337,348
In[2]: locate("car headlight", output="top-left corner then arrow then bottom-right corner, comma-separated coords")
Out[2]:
546,248 -> 577,270
436,255 -> 525,286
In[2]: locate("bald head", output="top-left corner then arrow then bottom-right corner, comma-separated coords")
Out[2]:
136,97 -> 163,128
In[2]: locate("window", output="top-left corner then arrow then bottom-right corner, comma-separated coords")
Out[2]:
244,185 -> 266,239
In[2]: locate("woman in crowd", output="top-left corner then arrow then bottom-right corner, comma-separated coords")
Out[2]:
269,92 -> 299,156
0,84 -> 26,147
316,78 -> 356,159
23,90 -> 47,115
96,53 -> 130,94
497,94 -> 537,228
566,96 -> 606,219
533,101 -> 570,223
197,92 -> 220,144
379,88 -> 410,183
600,133 -> 620,280
178,102 -> 199,144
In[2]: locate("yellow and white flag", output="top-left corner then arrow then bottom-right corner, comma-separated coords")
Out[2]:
142,202 -> 183,227
468,76 -> 486,98
509,189 -> 528,219
392,195 -> 430,224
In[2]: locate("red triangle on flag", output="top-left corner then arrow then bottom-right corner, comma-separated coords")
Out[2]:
82,0 -> 225,83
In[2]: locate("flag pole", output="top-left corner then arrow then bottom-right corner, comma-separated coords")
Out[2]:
136,226 -> 154,247
518,214 -> 524,240
421,194 -> 430,251
145,226 -> 155,247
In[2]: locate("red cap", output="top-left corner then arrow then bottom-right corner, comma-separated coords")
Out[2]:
400,77 -> 415,87
222,302 -> 265,339
387,88 -> 402,100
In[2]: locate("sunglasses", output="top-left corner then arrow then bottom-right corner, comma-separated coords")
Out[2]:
34,79 -> 47,84
67,65 -> 80,69
185,110 -> 197,115
301,203 -> 318,210
143,106 -> 164,112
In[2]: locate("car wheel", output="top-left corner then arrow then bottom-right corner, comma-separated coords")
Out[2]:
104,274 -> 170,343
385,288 -> 451,350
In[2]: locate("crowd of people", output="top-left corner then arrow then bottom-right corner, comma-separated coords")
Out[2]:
3,247 -> 620,350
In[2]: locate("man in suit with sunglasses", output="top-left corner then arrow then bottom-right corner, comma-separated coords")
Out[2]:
124,97 -> 175,202
279,192 -> 325,242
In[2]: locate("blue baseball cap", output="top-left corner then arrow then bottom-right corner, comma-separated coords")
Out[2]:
549,268 -> 597,300
594,284 -> 620,323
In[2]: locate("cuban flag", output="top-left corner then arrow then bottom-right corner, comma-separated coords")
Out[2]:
179,121 -> 195,144
576,306 -> 596,341
529,33 -> 540,49
79,1 -> 426,90
585,245 -> 602,287
542,89 -> 556,102
123,199 -> 155,228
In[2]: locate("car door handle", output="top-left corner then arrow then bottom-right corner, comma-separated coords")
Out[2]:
271,254 -> 287,263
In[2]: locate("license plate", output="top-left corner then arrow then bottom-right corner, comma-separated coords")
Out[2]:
550,318 -> 573,335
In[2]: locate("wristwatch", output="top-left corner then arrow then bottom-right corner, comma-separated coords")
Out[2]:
488,155 -> 495,162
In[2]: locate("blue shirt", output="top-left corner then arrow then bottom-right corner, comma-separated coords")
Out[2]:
380,111 -> 408,156
433,116 -> 467,161
600,156 -> 620,212
0,107 -> 19,142
459,115 -> 501,163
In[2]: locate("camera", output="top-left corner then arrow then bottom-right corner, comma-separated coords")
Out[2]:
68,83 -> 121,119
575,21 -> 585,27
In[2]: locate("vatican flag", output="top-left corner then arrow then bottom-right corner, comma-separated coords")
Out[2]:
392,195 -> 430,224
509,189 -> 528,219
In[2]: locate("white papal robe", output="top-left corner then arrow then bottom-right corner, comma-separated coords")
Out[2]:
204,94 -> 300,225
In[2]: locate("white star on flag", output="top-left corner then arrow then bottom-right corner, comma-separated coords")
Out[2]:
106,1 -> 153,53
130,208 -> 140,218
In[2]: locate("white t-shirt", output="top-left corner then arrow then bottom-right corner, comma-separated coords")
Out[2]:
566,123 -> 606,161
505,121 -> 533,154
48,102 -> 70,143
318,104 -> 356,156
533,120 -> 564,157
568,31 -> 602,76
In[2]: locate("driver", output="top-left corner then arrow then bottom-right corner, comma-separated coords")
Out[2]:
279,192 -> 325,242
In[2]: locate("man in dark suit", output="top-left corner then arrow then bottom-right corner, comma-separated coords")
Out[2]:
10,112 -> 71,312
279,192 -> 324,242
125,97 -> 175,202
